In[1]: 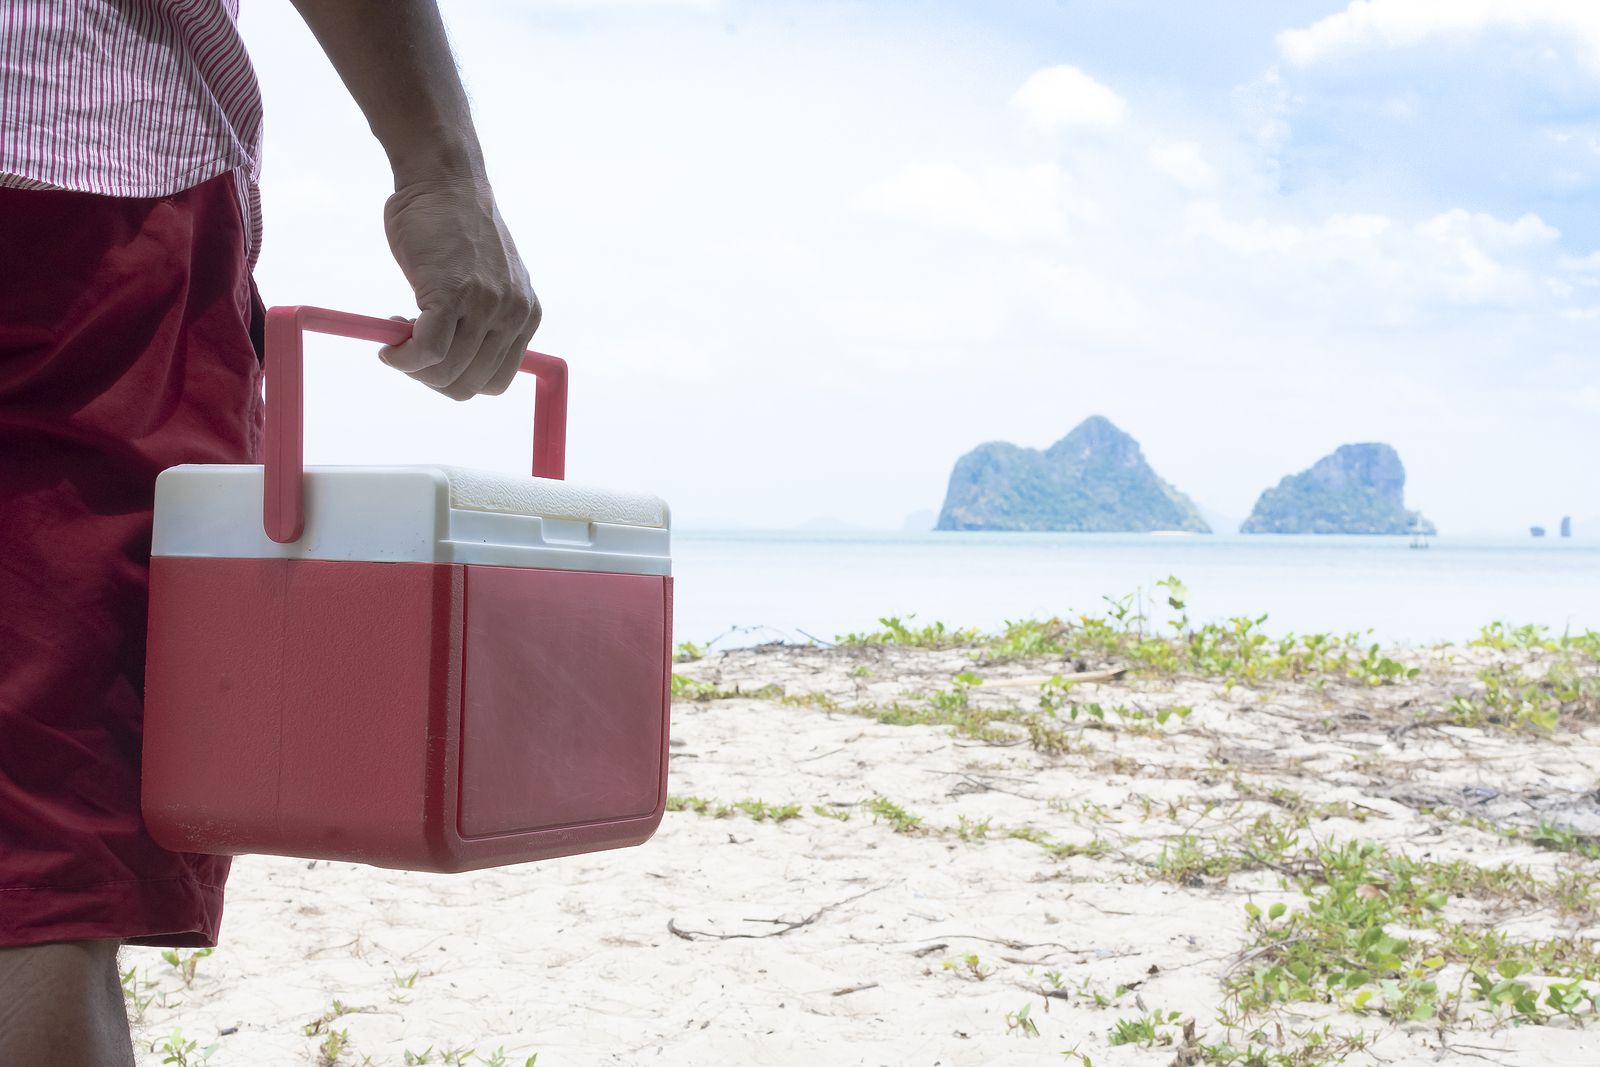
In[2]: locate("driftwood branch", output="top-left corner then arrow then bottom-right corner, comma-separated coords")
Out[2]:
667,885 -> 887,942
830,982 -> 878,997
917,933 -> 1088,954
985,667 -> 1128,690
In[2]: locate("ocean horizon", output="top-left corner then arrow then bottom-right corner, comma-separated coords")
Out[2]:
671,529 -> 1600,649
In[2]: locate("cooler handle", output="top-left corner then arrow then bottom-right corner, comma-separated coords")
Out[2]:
262,305 -> 568,544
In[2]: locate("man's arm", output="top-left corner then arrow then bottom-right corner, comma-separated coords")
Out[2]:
288,0 -> 539,400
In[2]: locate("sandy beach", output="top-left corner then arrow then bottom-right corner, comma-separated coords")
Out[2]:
124,621 -> 1600,1066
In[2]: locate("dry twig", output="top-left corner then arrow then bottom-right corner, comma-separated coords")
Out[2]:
667,885 -> 887,942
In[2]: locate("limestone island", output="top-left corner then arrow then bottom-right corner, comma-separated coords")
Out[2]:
936,415 -> 1210,533
1242,442 -> 1435,535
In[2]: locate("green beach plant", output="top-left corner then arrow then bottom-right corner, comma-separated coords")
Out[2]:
956,814 -> 991,841
1445,658 -> 1598,731
477,1052 -> 538,1067
666,794 -> 802,821
941,953 -> 993,981
317,1028 -> 350,1065
928,671 -> 983,714
1004,1002 -> 1039,1036
154,1028 -> 216,1066
389,967 -> 420,1005
159,947 -> 212,988
120,965 -> 163,1023
987,617 -> 1069,660
1224,836 -> 1600,1026
836,615 -> 978,648
863,794 -> 923,834
1108,1010 -> 1182,1046
669,674 -> 784,702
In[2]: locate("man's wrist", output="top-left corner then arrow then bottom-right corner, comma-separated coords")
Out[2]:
386,132 -> 486,190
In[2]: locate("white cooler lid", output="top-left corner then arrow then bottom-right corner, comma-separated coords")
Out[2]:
152,465 -> 671,576
433,464 -> 666,527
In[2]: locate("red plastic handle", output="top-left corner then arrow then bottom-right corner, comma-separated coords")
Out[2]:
262,305 -> 568,544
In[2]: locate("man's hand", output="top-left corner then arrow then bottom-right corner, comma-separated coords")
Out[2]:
380,177 -> 541,401
288,0 -> 543,400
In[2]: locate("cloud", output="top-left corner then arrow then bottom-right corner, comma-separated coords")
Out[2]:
855,163 -> 1068,241
1010,65 -> 1126,129
1183,202 -> 1391,257
1278,0 -> 1600,69
1183,201 -> 1562,305
1416,208 -> 1559,249
1261,0 -> 1600,257
1560,249 -> 1600,273
1147,140 -> 1215,189
1413,209 -> 1560,301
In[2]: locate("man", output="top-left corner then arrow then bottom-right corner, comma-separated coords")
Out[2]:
0,3 -> 540,1062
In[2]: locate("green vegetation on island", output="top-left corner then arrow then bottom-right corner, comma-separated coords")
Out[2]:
1242,442 -> 1434,535
936,415 -> 1210,533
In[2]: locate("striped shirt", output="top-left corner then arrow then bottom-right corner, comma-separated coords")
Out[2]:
0,0 -> 264,262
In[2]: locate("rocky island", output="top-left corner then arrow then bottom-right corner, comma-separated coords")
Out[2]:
1242,442 -> 1435,535
936,415 -> 1210,533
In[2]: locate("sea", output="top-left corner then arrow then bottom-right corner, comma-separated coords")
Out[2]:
671,531 -> 1600,650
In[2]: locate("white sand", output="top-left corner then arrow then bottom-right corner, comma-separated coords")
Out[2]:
126,643 -> 1600,1066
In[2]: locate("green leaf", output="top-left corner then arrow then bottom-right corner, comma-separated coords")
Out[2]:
1528,706 -> 1559,731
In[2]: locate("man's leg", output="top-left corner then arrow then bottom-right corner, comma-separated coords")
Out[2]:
0,940 -> 134,1066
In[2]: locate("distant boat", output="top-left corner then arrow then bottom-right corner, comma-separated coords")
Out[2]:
1532,526 -> 1547,538
1561,516 -> 1572,538
1409,516 -> 1430,550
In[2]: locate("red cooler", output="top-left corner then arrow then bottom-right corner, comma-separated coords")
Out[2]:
142,307 -> 673,872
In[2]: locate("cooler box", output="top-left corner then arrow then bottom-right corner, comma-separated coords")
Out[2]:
142,307 -> 673,873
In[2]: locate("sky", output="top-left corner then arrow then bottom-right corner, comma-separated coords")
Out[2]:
240,0 -> 1600,533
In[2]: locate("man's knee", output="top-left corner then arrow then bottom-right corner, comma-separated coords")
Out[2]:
0,940 -> 133,1067
0,937 -> 121,996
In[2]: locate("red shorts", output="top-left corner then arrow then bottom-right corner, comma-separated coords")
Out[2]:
0,173 -> 262,948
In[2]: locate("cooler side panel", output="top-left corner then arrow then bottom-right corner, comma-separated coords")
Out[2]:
143,556 -> 285,852
458,567 -> 669,840
274,560 -> 462,866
